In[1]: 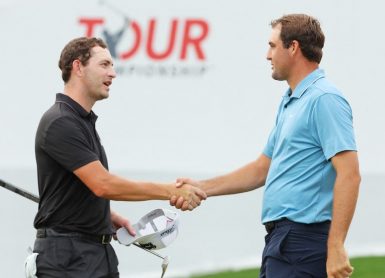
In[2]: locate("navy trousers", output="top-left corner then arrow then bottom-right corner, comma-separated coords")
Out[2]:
260,219 -> 330,278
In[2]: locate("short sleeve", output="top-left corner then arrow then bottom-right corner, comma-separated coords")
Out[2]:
312,94 -> 357,160
40,116 -> 99,171
263,126 -> 276,158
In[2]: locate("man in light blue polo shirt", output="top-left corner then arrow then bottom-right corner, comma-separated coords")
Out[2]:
171,14 -> 360,278
262,67 -> 357,225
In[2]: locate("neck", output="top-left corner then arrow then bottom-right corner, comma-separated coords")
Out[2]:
287,61 -> 319,91
63,82 -> 94,113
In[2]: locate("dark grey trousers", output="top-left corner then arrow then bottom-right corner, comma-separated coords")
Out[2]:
33,237 -> 119,278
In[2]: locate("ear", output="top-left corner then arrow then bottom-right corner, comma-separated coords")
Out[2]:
290,40 -> 300,56
72,59 -> 83,78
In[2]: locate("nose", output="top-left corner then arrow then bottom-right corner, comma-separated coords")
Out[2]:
266,48 -> 272,61
109,67 -> 117,79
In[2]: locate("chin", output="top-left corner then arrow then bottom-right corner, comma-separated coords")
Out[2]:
272,72 -> 285,81
96,92 -> 109,101
102,89 -> 110,98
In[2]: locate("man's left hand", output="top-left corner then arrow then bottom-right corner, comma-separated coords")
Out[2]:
326,244 -> 353,278
111,210 -> 136,237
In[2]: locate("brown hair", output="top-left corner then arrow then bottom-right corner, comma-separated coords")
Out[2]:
58,37 -> 107,83
271,14 -> 325,63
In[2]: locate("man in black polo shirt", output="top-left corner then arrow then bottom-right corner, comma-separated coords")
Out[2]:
31,37 -> 206,278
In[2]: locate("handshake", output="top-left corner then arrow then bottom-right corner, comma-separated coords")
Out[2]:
168,178 -> 205,211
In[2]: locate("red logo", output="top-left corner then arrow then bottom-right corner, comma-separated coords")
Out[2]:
79,17 -> 209,62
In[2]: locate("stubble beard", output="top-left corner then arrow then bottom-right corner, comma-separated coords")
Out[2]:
271,68 -> 288,81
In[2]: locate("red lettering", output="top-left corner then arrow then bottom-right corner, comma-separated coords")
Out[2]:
78,17 -> 210,61
78,18 -> 105,37
180,19 -> 209,60
146,19 -> 178,60
120,21 -> 141,60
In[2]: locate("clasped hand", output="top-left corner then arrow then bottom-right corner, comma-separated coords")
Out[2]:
170,178 -> 203,211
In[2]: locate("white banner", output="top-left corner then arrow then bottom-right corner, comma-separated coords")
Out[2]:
1,1 -> 385,277
1,0 -> 383,174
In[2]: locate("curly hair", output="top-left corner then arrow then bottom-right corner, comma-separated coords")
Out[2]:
271,14 -> 325,63
58,37 -> 108,83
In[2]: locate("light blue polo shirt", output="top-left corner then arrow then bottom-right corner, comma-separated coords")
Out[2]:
262,69 -> 357,224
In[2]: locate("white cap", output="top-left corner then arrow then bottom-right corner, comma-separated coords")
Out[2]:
116,208 -> 179,250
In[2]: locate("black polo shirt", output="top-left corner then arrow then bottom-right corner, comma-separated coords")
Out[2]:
34,93 -> 113,235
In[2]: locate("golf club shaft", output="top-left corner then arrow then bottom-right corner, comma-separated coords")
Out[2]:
0,178 -> 165,260
0,179 -> 39,203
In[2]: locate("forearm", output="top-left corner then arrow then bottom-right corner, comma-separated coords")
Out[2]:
95,173 -> 172,201
328,172 -> 360,247
110,209 -> 121,226
74,161 -> 173,201
201,155 -> 270,197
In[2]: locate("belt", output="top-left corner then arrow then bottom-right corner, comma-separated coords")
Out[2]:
264,218 -> 330,234
36,228 -> 113,245
264,220 -> 278,234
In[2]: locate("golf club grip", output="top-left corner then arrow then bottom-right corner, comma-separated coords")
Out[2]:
0,179 -> 39,203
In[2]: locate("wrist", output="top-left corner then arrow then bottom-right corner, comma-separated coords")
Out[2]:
327,237 -> 344,249
165,183 -> 176,199
199,180 -> 211,196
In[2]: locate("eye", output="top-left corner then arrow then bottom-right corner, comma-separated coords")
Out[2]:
100,60 -> 112,67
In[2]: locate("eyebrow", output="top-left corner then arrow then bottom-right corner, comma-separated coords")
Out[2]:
101,59 -> 114,66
